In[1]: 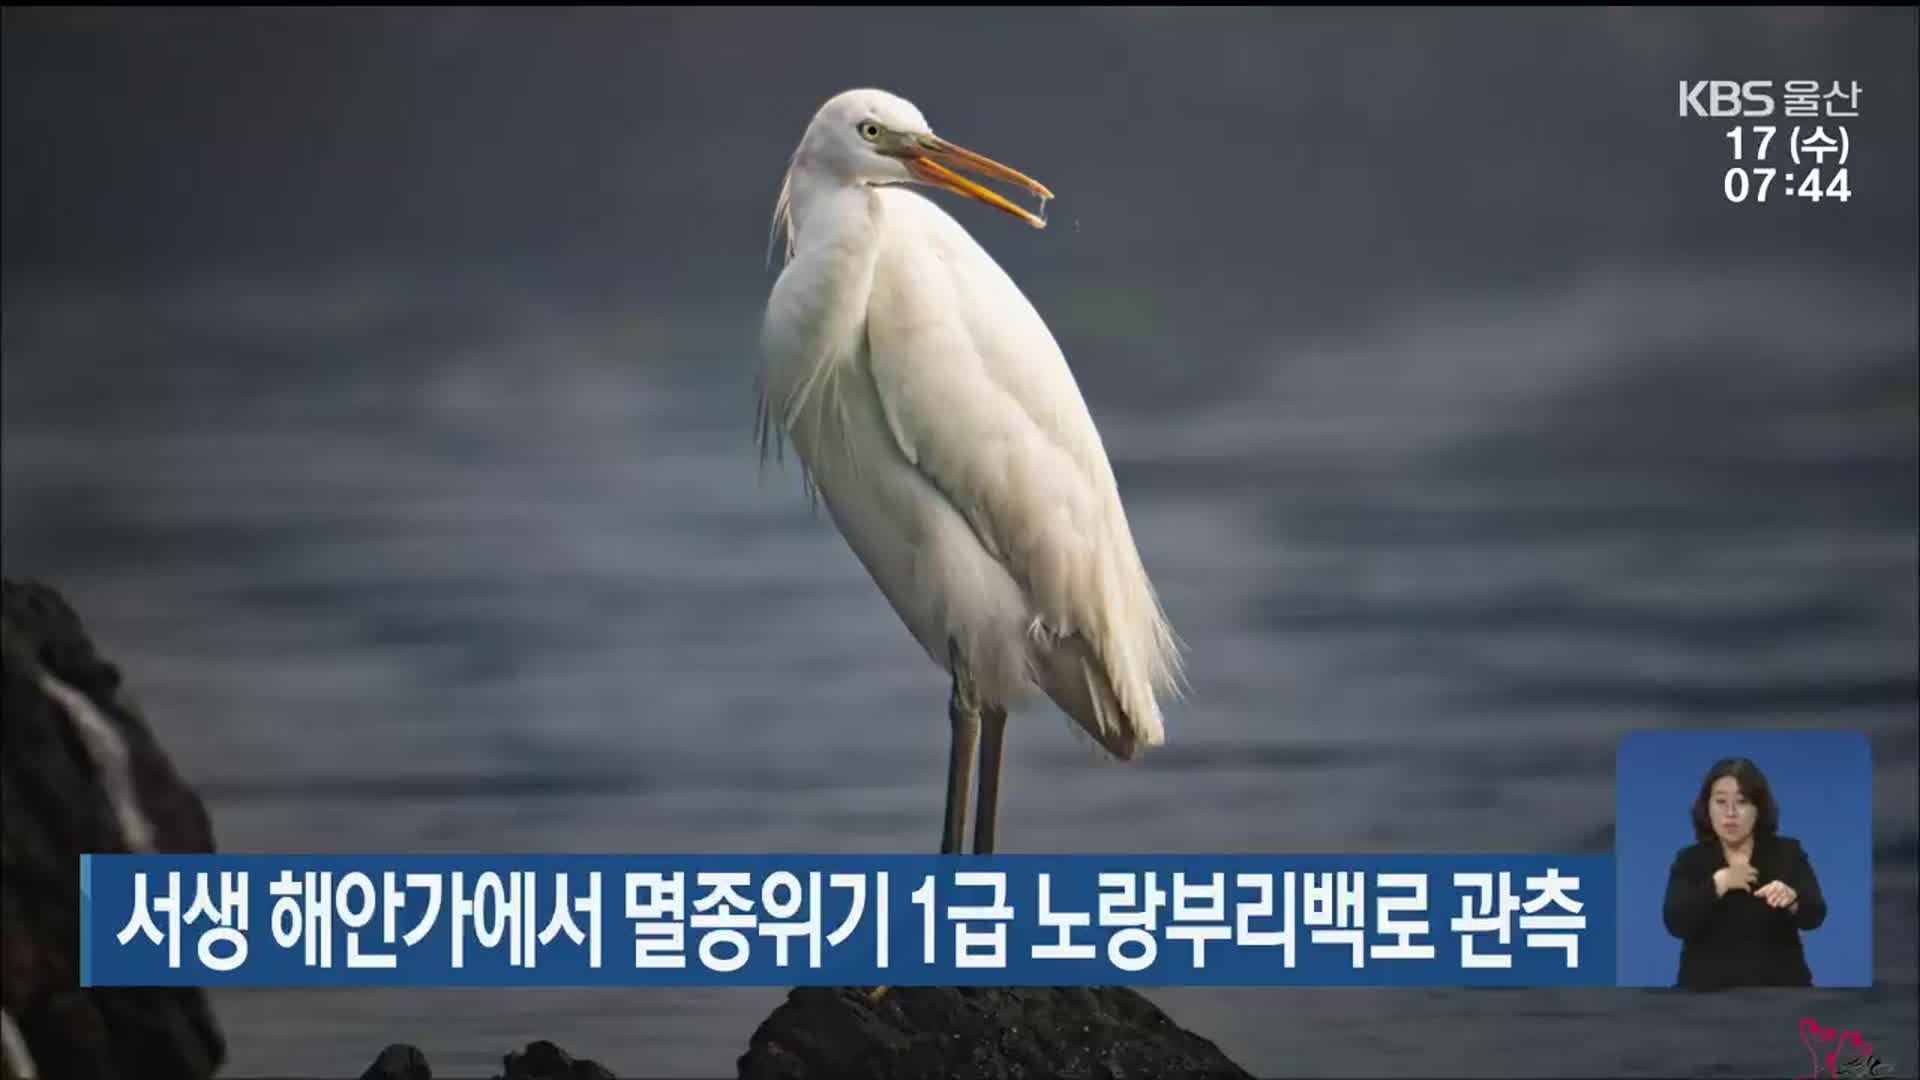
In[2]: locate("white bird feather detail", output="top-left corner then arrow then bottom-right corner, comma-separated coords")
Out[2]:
757,89 -> 1182,762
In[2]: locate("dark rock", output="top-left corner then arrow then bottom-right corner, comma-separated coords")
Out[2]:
496,1039 -> 616,1080
0,578 -> 225,1080
737,986 -> 1255,1080
361,1043 -> 433,1080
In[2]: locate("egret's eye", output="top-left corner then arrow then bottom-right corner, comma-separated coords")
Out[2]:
859,122 -> 883,142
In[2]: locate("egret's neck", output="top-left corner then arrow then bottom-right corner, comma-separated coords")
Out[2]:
763,168 -> 886,470
786,166 -> 883,263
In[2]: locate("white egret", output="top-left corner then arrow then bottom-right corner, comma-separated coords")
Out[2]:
756,88 -> 1182,855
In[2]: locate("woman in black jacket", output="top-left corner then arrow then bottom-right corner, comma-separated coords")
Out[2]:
1663,756 -> 1827,989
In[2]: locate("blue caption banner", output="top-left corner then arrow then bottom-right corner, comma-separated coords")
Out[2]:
81,854 -> 1614,987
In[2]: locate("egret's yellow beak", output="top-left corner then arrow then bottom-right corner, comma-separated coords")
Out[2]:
900,134 -> 1052,229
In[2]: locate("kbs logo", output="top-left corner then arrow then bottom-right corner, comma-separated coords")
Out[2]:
1679,80 -> 1776,117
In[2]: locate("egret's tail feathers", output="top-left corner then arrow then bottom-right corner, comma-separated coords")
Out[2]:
1038,633 -> 1164,762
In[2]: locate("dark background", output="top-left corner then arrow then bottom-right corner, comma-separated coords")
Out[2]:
4,8 -> 1915,1077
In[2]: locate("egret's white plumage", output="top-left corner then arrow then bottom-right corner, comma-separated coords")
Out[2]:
756,88 -> 1182,781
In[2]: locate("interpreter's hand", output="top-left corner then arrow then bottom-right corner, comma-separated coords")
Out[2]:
1755,880 -> 1799,910
1713,864 -> 1758,897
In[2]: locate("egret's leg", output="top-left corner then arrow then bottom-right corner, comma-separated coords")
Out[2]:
973,704 -> 1009,855
942,643 -> 980,856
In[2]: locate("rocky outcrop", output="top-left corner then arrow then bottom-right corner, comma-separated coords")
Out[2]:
495,1040 -> 616,1080
737,985 -> 1255,1080
358,1040 -> 614,1080
360,1043 -> 434,1080
0,578 -> 225,1080
356,986 -> 1258,1080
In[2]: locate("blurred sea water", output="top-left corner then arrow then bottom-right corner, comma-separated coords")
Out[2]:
2,260 -> 1914,1077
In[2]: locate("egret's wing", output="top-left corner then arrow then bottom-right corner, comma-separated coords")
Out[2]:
864,190 -> 1180,748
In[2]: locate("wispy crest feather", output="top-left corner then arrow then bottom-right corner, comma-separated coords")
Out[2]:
756,142 -> 837,509
757,149 -> 799,472
765,146 -> 801,271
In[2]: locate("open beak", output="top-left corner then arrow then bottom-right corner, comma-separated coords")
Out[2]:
900,133 -> 1053,228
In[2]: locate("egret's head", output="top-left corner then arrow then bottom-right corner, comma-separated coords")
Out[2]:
794,88 -> 1052,228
